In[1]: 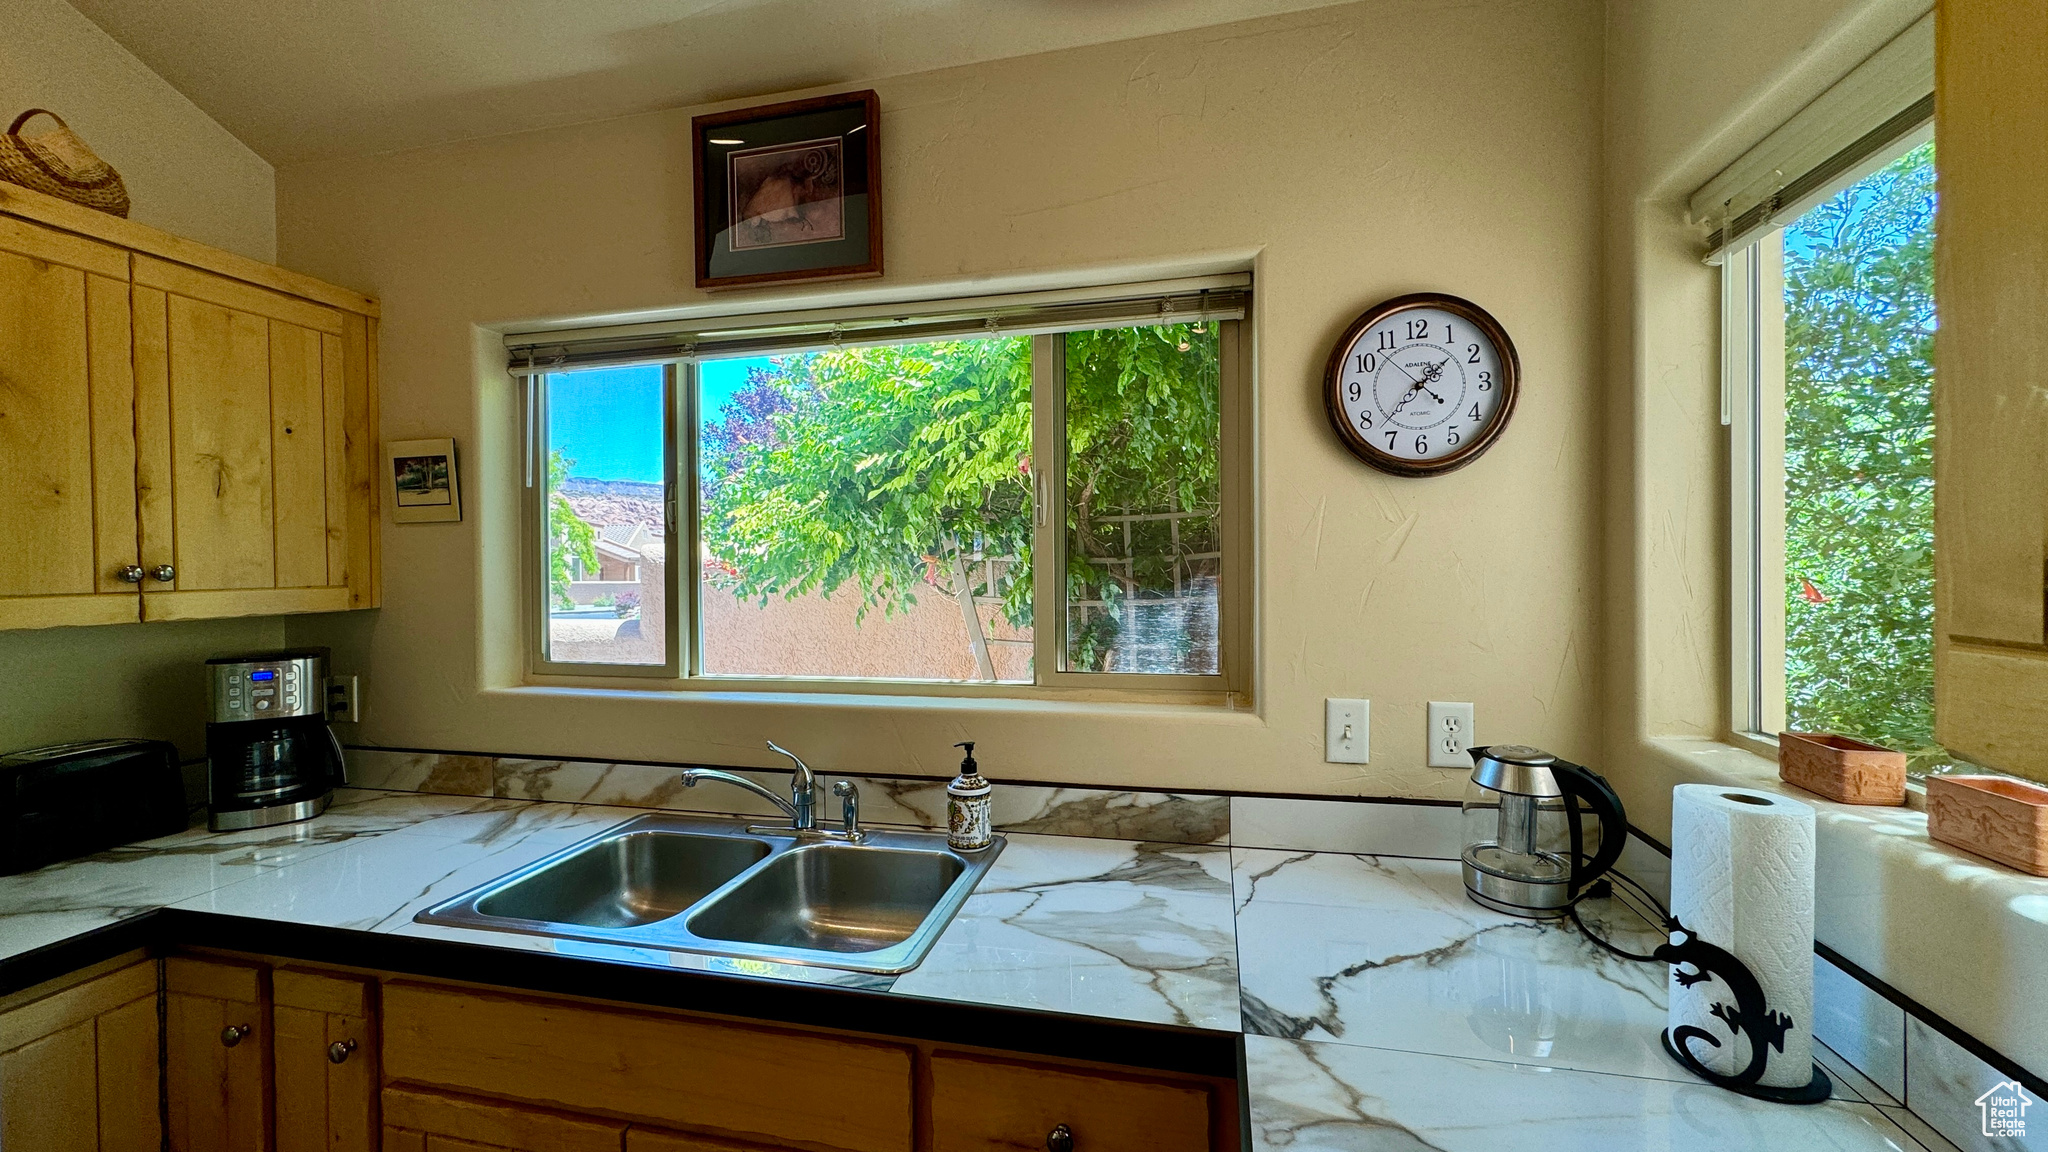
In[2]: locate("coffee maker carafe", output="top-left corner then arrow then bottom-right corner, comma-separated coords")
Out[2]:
1461,745 -> 1627,919
205,650 -> 346,831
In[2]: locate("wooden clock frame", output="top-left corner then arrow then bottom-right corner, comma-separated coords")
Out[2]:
1321,292 -> 1521,477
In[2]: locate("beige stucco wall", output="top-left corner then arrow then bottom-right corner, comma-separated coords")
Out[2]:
0,0 -> 282,761
0,0 -> 274,261
277,0 -> 1604,794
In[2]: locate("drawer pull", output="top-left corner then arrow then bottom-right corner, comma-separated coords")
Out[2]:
116,565 -> 144,583
327,1039 -> 357,1064
150,564 -> 176,582
220,1024 -> 252,1047
1047,1123 -> 1074,1152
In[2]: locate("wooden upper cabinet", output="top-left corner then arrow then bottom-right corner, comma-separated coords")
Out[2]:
0,182 -> 379,630
1933,0 -> 2048,779
0,214 -> 140,630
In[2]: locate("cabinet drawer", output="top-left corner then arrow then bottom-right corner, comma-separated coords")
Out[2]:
382,982 -> 913,1152
929,1053 -> 1213,1152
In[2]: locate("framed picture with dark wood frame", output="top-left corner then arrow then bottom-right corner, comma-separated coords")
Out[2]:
692,90 -> 882,290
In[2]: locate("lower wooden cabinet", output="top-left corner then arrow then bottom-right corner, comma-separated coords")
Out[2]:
929,1051 -> 1215,1152
3,950 -> 1235,1152
383,1085 -> 626,1152
166,956 -> 272,1152
0,956 -> 159,1152
274,967 -> 378,1152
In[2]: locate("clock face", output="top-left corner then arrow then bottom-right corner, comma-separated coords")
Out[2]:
1323,294 -> 1519,476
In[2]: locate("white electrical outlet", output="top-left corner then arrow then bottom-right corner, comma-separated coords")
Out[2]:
1325,699 -> 1370,764
326,675 -> 361,723
1428,701 -> 1475,767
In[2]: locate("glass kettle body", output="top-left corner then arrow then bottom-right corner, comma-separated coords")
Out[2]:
1460,745 -> 1628,919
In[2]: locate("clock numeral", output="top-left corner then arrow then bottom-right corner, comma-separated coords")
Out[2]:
1355,352 -> 1376,374
1406,318 -> 1429,341
1414,434 -> 1428,455
1478,370 -> 1493,391
1447,427 -> 1461,446
1346,381 -> 1362,402
1377,330 -> 1395,351
1467,343 -> 1481,363
1357,410 -> 1373,430
1384,431 -> 1398,451
1468,403 -> 1482,420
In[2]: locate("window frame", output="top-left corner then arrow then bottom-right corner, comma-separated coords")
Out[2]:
1723,122 -> 1933,749
523,362 -> 683,680
521,304 -> 1253,705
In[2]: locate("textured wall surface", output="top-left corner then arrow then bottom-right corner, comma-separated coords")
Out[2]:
277,0 -> 1604,796
0,0 -> 273,259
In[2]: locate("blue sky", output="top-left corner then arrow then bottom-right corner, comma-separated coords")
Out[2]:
549,357 -> 776,483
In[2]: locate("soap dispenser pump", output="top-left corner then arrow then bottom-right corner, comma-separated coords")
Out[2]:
946,741 -> 993,851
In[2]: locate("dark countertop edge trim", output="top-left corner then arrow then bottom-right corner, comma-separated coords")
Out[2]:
344,743 -> 1462,807
1814,939 -> 2047,1097
0,909 -> 1240,1079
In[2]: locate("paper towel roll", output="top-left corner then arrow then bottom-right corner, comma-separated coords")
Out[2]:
1667,784 -> 1816,1089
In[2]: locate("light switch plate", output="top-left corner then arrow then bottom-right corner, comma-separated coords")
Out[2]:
1428,701 -> 1475,767
1325,699 -> 1370,764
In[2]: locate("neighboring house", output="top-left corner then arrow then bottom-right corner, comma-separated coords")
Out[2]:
566,523 -> 664,604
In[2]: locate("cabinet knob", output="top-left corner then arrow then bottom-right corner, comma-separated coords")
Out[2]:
116,565 -> 144,584
327,1039 -> 357,1064
1046,1123 -> 1074,1152
150,564 -> 176,583
220,1024 -> 252,1047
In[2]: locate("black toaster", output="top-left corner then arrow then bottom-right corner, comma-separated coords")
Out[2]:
0,739 -> 191,874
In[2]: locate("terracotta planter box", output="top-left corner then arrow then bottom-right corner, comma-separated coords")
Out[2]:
1778,732 -> 1907,805
1927,775 -> 2048,876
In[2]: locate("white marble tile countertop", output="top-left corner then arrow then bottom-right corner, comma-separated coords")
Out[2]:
0,788 -> 1957,1151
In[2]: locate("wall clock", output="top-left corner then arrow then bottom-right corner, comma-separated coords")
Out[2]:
1322,292 -> 1520,477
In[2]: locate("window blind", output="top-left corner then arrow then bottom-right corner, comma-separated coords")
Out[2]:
1690,11 -> 1933,261
504,274 -> 1250,375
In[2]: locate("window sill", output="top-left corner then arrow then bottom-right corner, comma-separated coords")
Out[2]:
1637,735 -> 2048,1073
486,680 -> 1261,719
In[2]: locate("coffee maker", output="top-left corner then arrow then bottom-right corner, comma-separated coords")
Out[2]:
205,650 -> 347,831
1460,745 -> 1627,919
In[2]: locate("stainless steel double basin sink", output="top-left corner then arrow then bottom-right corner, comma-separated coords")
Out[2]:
415,813 -> 1005,974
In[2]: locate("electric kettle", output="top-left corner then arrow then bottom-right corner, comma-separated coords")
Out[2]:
1460,745 -> 1627,919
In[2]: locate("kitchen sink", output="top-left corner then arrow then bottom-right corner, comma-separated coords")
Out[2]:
689,843 -> 967,954
415,813 -> 1004,974
473,831 -> 769,928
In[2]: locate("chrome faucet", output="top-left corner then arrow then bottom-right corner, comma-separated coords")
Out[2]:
678,741 -> 817,832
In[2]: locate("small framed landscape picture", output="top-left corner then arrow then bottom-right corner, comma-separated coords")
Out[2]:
388,438 -> 461,524
693,90 -> 881,290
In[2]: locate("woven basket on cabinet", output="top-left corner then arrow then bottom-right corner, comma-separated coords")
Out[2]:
0,109 -> 130,217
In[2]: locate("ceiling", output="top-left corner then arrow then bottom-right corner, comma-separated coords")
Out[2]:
66,0 -> 1342,164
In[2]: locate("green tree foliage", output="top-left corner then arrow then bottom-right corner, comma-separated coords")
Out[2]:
1062,326 -> 1221,670
700,338 -> 1035,624
697,324 -> 1221,672
1782,143 -> 1938,764
547,449 -> 598,610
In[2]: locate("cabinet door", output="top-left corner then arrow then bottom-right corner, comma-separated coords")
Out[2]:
928,1052 -> 1213,1152
0,213 -> 139,630
166,956 -> 271,1152
132,254 -> 358,621
273,969 -> 376,1152
0,957 -> 160,1152
1933,0 -> 2048,779
382,1085 -> 625,1152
